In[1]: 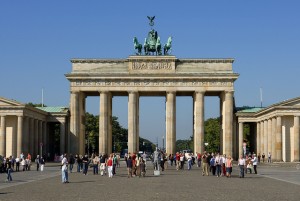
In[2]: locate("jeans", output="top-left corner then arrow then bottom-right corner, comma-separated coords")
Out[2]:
83,163 -> 88,175
77,163 -> 81,172
239,165 -> 245,178
93,164 -> 98,174
69,164 -> 73,173
187,160 -> 192,170
62,169 -> 68,183
216,165 -> 221,176
7,168 -> 12,181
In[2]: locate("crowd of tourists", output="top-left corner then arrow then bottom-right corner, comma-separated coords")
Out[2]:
1,150 -> 260,183
0,153 -> 46,182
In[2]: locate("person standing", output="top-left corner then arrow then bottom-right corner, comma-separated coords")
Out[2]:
21,158 -> 26,171
238,154 -> 246,178
226,156 -> 233,178
215,153 -> 221,177
107,154 -> 113,178
35,155 -> 40,171
202,152 -> 209,176
252,154 -> 258,174
61,154 -> 69,183
268,152 -> 272,163
262,153 -> 265,163
40,157 -> 45,171
99,153 -> 107,176
5,157 -> 12,182
92,155 -> 99,175
82,155 -> 89,175
126,156 -> 133,178
175,152 -> 180,170
258,153 -> 261,163
15,156 -> 20,172
68,154 -> 75,173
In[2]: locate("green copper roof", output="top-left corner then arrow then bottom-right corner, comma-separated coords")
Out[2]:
236,107 -> 264,113
36,107 -> 69,113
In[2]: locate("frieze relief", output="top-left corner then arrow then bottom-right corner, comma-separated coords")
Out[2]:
72,80 -> 232,87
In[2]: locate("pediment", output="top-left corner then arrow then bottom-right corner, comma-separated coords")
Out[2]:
277,97 -> 300,107
0,97 -> 24,107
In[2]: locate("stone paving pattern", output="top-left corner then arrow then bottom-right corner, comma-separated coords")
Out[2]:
0,162 -> 299,201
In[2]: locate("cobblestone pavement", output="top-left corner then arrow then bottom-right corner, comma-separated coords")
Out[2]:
0,162 -> 299,201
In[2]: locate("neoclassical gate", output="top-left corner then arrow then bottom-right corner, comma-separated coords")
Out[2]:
65,55 -> 239,157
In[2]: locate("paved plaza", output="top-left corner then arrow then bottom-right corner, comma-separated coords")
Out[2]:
0,162 -> 300,201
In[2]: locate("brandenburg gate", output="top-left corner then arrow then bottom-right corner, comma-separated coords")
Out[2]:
66,56 -> 239,156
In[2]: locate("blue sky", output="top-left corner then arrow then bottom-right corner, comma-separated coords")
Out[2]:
1,1 -> 300,145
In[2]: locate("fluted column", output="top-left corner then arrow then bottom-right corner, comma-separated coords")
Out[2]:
294,116 -> 299,161
70,91 -> 79,154
99,91 -> 109,154
267,119 -> 272,158
193,91 -> 204,155
17,116 -> 23,157
264,120 -> 268,155
166,91 -> 176,155
42,121 -> 47,155
276,116 -> 282,161
34,119 -> 39,157
29,118 -> 34,155
23,117 -> 29,154
224,91 -> 233,156
238,122 -> 244,157
128,91 -> 139,154
60,121 -> 66,155
0,116 -> 6,156
271,117 -> 276,161
38,120 -> 43,156
260,121 -> 264,155
256,122 -> 261,155
107,93 -> 113,154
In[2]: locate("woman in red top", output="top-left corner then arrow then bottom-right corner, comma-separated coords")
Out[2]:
107,154 -> 113,178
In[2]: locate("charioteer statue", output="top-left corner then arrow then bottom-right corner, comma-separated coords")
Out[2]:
133,16 -> 172,56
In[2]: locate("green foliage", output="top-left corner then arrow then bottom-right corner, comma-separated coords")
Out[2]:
204,118 -> 220,153
176,117 -> 221,153
85,113 -> 155,153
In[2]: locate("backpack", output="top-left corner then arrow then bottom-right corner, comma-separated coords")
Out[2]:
210,158 -> 215,166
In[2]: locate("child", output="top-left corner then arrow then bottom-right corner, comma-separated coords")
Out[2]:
140,159 -> 146,177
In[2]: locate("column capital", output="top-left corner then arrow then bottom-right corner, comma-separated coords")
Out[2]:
128,91 -> 139,95
225,90 -> 234,95
166,91 -> 176,95
70,90 -> 80,94
194,90 -> 205,95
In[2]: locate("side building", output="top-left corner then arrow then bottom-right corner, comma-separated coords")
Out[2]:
236,97 -> 300,162
0,97 -> 69,160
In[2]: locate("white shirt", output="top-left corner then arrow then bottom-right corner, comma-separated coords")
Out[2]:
238,158 -> 246,166
252,157 -> 258,165
61,157 -> 68,169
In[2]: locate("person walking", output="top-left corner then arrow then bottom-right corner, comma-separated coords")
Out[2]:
15,156 -> 20,172
215,153 -> 221,177
267,152 -> 272,163
35,155 -> 40,171
92,155 -> 99,175
68,154 -> 75,173
82,155 -> 89,175
226,156 -> 233,178
238,154 -> 246,178
5,157 -> 13,182
107,154 -> 113,178
40,157 -> 45,171
99,153 -> 107,176
127,156 -> 133,178
262,153 -> 265,163
202,152 -> 209,176
61,154 -> 69,183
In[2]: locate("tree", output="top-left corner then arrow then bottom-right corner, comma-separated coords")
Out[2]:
204,118 -> 220,153
26,102 -> 47,107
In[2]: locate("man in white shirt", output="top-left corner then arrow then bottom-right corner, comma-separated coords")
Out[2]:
238,155 -> 246,178
61,154 -> 69,183
251,154 -> 258,174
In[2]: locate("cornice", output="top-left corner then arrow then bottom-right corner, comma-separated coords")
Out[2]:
71,59 -> 127,64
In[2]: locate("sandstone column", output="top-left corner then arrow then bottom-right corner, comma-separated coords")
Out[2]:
70,91 -> 79,154
276,116 -> 282,161
264,119 -> 268,155
294,116 -> 299,161
38,120 -> 43,156
224,91 -> 233,157
60,120 -> 66,155
17,115 -> 23,157
166,91 -> 176,155
34,119 -> 39,157
260,121 -> 264,155
107,93 -> 113,154
267,119 -> 272,158
128,91 -> 139,154
193,91 -> 204,155
99,91 -> 109,154
23,117 -> 29,154
256,122 -> 261,155
0,116 -> 6,156
78,92 -> 86,156
238,122 -> 244,157
271,117 -> 276,161
42,121 -> 47,155
29,118 -> 34,155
